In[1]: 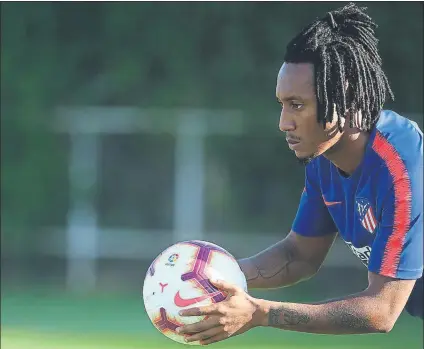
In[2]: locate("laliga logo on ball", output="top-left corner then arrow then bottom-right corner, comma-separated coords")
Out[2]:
166,253 -> 179,266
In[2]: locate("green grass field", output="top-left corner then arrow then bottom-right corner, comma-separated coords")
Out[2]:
1,292 -> 422,349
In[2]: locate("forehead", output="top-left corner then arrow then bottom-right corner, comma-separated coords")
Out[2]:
276,63 -> 315,99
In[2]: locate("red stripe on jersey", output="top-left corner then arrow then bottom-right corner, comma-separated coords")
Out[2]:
372,132 -> 412,277
368,208 -> 377,231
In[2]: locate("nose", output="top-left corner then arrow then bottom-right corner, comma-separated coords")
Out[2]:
279,109 -> 295,132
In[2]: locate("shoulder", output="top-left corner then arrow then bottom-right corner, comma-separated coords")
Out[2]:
370,110 -> 422,176
368,110 -> 422,201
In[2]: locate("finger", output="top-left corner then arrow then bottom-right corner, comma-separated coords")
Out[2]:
177,317 -> 220,335
200,332 -> 230,345
210,278 -> 241,294
179,304 -> 220,317
184,326 -> 224,343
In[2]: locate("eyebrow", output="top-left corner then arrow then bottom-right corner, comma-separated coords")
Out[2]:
277,95 -> 305,102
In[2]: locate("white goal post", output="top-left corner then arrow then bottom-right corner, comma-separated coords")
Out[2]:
54,107 -> 244,292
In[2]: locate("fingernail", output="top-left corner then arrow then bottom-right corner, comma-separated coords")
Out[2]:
176,327 -> 181,333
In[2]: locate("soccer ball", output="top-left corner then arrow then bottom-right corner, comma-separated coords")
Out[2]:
142,240 -> 247,345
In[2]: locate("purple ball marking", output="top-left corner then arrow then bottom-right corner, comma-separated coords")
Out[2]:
186,240 -> 231,256
198,245 -> 210,262
198,278 -> 216,294
180,245 -> 226,301
213,293 -> 226,303
186,240 -> 210,248
155,307 -> 179,332
181,246 -> 210,282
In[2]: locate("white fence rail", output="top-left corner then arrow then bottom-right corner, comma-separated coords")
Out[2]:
51,107 -> 422,293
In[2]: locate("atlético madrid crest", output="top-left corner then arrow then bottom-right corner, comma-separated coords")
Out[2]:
356,197 -> 377,234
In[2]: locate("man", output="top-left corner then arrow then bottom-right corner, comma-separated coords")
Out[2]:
176,3 -> 423,345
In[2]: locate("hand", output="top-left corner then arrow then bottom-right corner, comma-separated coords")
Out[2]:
176,278 -> 264,345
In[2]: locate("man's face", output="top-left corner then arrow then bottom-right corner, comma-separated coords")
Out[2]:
276,62 -> 344,164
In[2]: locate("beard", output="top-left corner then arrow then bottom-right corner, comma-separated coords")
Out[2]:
296,153 -> 317,166
295,134 -> 344,166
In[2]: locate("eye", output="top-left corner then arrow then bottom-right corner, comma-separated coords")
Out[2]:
291,102 -> 303,110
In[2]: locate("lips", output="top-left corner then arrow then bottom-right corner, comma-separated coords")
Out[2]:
286,138 -> 301,150
286,138 -> 300,145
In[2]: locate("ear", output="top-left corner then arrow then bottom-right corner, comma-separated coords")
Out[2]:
328,103 -> 346,131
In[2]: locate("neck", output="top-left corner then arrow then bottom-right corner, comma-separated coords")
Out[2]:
323,129 -> 370,175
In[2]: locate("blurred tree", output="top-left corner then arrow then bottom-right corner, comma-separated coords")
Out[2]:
1,2 -> 422,250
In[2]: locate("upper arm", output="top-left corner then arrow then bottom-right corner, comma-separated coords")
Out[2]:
364,130 -> 422,327
292,162 -> 338,238
288,230 -> 338,272
369,133 -> 423,280
369,184 -> 423,279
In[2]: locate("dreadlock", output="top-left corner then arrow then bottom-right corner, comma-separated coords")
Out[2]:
284,2 -> 394,132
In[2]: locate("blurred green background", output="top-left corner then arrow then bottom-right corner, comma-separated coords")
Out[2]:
1,2 -> 423,349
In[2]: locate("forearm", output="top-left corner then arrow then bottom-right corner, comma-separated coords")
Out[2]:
238,239 -> 317,289
256,291 -> 392,335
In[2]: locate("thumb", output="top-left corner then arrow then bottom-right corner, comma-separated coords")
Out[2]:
210,278 -> 241,294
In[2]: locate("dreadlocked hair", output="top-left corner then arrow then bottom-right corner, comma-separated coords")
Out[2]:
284,2 -> 394,132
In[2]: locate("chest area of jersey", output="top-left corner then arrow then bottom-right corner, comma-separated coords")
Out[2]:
321,181 -> 381,248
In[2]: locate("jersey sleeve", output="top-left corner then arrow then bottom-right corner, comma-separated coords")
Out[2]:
292,162 -> 337,237
368,136 -> 423,279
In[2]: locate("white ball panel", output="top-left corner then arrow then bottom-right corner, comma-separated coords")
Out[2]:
142,240 -> 247,346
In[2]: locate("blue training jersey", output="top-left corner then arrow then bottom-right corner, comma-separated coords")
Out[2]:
292,110 -> 423,317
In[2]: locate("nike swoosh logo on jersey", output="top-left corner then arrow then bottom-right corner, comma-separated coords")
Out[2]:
322,195 -> 342,206
174,291 -> 221,308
